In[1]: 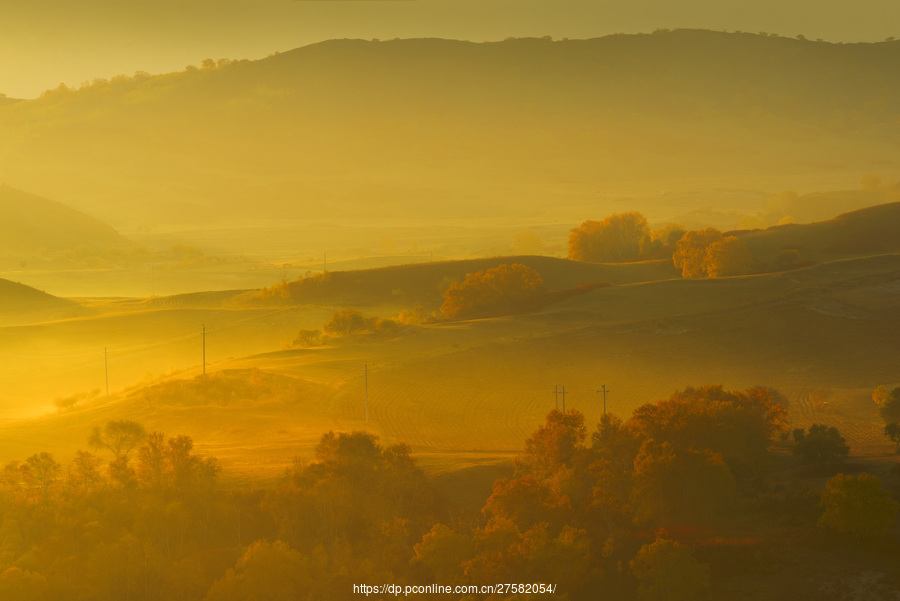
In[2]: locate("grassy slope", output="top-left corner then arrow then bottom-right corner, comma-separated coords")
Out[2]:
736,201 -> 900,263
0,277 -> 88,325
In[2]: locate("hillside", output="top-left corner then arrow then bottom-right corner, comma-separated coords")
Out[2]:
0,278 -> 86,325
225,201 -> 900,309
0,186 -> 134,254
737,201 -> 900,265
0,31 -> 897,233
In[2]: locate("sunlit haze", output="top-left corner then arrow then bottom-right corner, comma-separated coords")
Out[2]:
0,3 -> 899,599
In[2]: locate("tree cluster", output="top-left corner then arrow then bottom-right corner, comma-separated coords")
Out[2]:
413,385 -> 791,600
568,212 -> 649,263
673,227 -> 753,278
440,263 -> 543,320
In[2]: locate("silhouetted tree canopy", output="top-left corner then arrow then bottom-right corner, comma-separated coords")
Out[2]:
792,424 -> 850,465
89,420 -> 147,460
884,423 -> 900,454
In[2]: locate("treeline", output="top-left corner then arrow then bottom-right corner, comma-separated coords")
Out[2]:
567,210 -> 800,277
2,385 -> 898,600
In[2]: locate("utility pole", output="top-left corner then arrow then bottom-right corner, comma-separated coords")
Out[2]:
596,385 -> 610,414
202,324 -> 206,376
561,385 -> 567,413
365,363 -> 369,423
104,347 -> 109,397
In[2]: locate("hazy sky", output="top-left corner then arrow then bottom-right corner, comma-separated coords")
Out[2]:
2,0 -> 898,98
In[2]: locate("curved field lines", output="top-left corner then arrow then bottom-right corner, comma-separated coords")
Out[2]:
787,387 -> 894,457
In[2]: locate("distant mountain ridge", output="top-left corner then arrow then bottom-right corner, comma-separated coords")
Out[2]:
0,30 -> 898,228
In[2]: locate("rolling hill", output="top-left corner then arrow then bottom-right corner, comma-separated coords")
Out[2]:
737,201 -> 900,264
0,277 -> 87,325
0,186 -> 134,254
1,202 -> 898,477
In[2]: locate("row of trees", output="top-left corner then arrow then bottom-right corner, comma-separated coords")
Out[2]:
568,211 -> 755,278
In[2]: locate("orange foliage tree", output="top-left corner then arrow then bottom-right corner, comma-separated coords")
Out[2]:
672,227 -> 722,277
568,212 -> 649,262
440,263 -> 543,319
704,235 -> 753,277
674,229 -> 753,278
628,385 -> 790,476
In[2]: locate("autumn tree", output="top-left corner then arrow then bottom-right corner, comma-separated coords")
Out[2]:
703,235 -> 753,277
792,424 -> 849,465
274,431 -> 437,555
323,309 -> 377,336
630,537 -> 710,601
672,227 -> 722,278
412,524 -> 473,583
440,263 -> 543,319
204,540 -> 313,601
568,211 -> 649,262
136,432 -> 220,498
592,412 -> 641,474
66,450 -> 103,494
25,452 -> 61,499
818,473 -> 899,539
628,385 -> 789,476
516,409 -> 589,480
631,440 -> 735,526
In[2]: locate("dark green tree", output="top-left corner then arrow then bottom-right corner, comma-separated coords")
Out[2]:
884,423 -> 900,454
878,387 -> 900,424
792,424 -> 849,464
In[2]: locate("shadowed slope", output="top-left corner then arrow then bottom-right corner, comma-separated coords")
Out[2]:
0,186 -> 134,254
